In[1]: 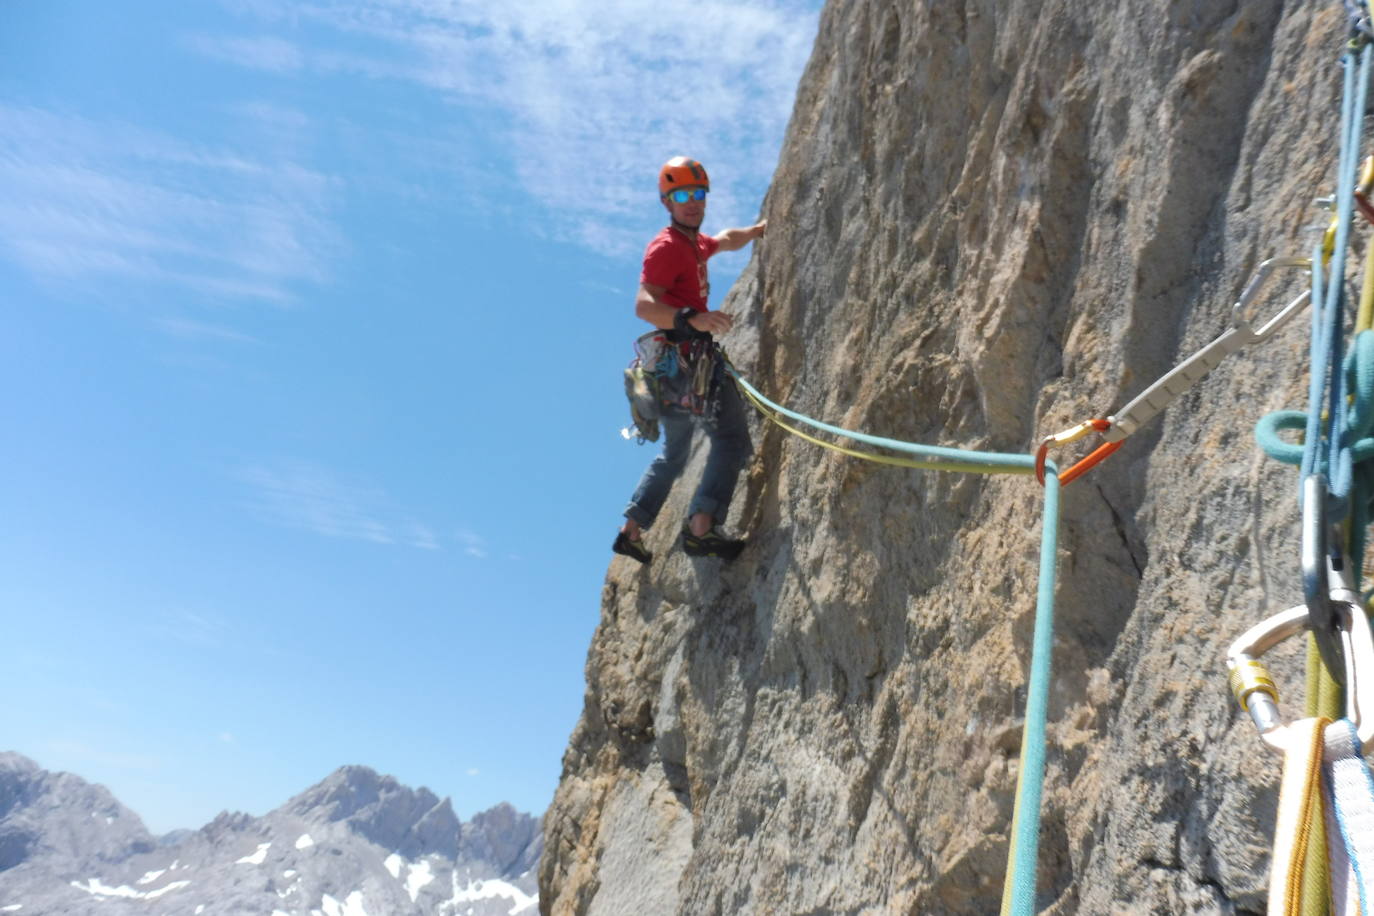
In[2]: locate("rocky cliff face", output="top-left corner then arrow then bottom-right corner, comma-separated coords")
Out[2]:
543,1 -> 1350,913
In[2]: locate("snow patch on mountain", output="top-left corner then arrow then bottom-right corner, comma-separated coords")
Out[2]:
406,859 -> 435,902
236,841 -> 271,865
71,877 -> 191,900
320,890 -> 369,916
448,874 -> 536,914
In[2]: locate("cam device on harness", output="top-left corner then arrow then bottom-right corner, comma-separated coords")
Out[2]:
620,321 -> 721,443
622,336 -> 663,443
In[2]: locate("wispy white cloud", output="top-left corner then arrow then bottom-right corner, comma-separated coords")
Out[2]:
405,522 -> 443,552
237,460 -> 440,549
183,33 -> 305,71
0,103 -> 342,305
156,317 -> 261,343
145,608 -> 234,650
200,0 -> 820,251
455,528 -> 487,559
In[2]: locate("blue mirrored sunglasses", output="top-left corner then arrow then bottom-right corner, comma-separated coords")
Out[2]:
666,187 -> 708,204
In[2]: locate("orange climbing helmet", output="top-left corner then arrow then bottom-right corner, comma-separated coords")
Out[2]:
658,157 -> 710,196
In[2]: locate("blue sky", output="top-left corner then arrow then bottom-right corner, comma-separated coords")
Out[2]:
1,0 -> 821,834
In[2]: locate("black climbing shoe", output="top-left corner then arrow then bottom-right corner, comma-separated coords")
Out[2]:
612,531 -> 652,565
681,525 -> 745,561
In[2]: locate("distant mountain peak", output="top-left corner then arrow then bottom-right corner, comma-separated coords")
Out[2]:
0,754 -> 542,915
283,764 -> 459,859
0,752 -> 41,774
0,754 -> 153,874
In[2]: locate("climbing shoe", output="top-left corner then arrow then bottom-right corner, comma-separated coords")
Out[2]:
612,531 -> 652,565
681,525 -> 745,561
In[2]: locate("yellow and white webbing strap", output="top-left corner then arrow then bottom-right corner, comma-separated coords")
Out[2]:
1270,717 -> 1331,916
1323,718 -> 1374,915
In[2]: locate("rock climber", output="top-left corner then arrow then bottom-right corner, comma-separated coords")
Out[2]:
612,156 -> 766,564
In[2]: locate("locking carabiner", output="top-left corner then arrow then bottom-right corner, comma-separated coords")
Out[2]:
1226,597 -> 1374,755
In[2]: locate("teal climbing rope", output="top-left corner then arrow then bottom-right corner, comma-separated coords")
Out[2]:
728,370 -> 1038,473
1002,472 -> 1060,916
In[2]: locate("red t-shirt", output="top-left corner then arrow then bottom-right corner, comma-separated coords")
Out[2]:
640,226 -> 720,312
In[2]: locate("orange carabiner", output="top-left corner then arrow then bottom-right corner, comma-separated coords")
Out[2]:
1033,418 -> 1122,486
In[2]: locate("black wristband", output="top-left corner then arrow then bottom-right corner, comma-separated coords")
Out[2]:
673,308 -> 698,335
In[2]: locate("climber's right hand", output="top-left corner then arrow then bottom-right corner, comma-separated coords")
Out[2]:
690,310 -> 734,335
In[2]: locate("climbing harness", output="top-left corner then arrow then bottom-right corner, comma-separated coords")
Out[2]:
1033,257 -> 1312,486
620,332 -> 723,443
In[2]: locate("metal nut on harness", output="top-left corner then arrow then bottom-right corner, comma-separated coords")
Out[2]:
1225,599 -> 1374,755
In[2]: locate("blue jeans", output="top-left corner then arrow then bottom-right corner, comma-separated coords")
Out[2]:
624,373 -> 751,530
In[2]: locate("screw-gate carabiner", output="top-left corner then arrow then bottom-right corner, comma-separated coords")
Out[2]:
1226,598 -> 1374,755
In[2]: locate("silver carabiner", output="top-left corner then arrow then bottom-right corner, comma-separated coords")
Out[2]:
1231,256 -> 1313,343
1226,598 -> 1374,754
1302,474 -> 1349,682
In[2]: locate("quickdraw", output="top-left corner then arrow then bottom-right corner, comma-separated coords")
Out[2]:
1034,257 -> 1311,486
